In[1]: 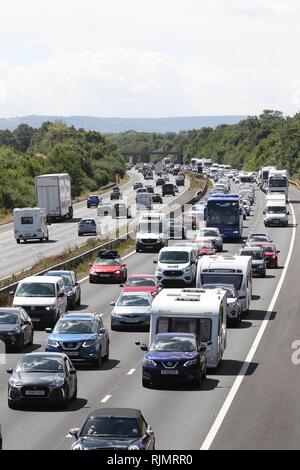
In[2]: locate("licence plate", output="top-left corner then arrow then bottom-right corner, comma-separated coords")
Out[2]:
32,318 -> 40,322
25,390 -> 45,396
124,318 -> 140,323
161,370 -> 179,375
67,351 -> 79,356
100,274 -> 110,277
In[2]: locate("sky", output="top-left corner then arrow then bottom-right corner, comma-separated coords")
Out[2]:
0,0 -> 299,118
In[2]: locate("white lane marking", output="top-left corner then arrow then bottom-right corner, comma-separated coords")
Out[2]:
200,201 -> 297,450
100,394 -> 112,403
127,368 -> 136,375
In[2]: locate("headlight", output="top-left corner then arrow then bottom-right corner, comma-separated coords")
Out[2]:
9,377 -> 23,387
128,444 -> 140,450
67,292 -> 73,297
82,340 -> 96,347
46,339 -> 60,347
184,359 -> 198,367
143,358 -> 157,367
46,306 -> 57,311
49,377 -> 65,387
115,270 -> 121,274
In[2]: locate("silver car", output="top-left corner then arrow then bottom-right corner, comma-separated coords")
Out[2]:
196,227 -> 223,251
202,283 -> 241,325
110,292 -> 153,330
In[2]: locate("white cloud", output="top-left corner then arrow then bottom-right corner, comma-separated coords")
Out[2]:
0,0 -> 299,117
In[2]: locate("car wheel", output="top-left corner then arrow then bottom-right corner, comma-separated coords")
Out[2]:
92,351 -> 102,368
15,334 -> 25,352
16,239 -> 20,244
193,372 -> 202,388
8,400 -> 18,410
202,363 -> 207,380
142,378 -> 152,388
103,342 -> 109,361
76,294 -> 81,306
28,330 -> 34,346
71,384 -> 77,400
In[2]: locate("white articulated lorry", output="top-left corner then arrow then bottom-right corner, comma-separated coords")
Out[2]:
13,207 -> 49,244
35,173 -> 73,222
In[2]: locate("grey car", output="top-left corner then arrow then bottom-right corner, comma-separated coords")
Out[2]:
240,246 -> 266,277
110,292 -> 153,330
78,218 -> 99,236
44,270 -> 81,309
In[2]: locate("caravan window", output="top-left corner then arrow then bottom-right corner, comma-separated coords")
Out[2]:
201,273 -> 243,291
156,317 -> 212,342
21,217 -> 33,225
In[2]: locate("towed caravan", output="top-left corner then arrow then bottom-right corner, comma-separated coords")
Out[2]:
149,288 -> 227,368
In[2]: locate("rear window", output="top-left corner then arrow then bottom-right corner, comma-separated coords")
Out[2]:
117,295 -> 150,306
21,217 -> 33,225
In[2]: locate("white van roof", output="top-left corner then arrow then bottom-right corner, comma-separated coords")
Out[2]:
151,288 -> 225,316
159,246 -> 195,254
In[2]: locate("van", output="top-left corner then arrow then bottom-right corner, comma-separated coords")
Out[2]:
149,287 -> 227,368
154,246 -> 198,287
136,212 -> 168,252
264,200 -> 289,227
13,208 -> 49,244
13,276 -> 67,327
196,254 -> 252,313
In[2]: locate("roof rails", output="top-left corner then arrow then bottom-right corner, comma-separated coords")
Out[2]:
97,249 -> 119,259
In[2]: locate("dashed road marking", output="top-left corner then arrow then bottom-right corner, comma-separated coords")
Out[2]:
100,394 -> 112,403
127,368 -> 136,375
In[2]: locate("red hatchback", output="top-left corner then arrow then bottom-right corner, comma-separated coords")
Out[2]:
89,250 -> 127,283
120,275 -> 160,295
192,240 -> 216,257
256,243 -> 280,268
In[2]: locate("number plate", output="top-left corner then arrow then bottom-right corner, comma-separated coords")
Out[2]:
124,318 -> 140,323
161,370 -> 179,375
25,390 -> 45,396
31,318 -> 40,322
67,351 -> 79,356
100,274 -> 110,277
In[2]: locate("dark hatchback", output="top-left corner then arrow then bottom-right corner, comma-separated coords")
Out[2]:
45,312 -> 109,367
162,183 -> 176,197
0,308 -> 33,352
152,193 -> 163,204
69,408 -> 155,450
140,333 -> 207,388
7,352 -> 77,409
87,195 -> 102,208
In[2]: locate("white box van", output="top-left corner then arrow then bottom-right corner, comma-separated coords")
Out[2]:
13,276 -> 67,327
154,246 -> 198,286
13,208 -> 49,244
264,200 -> 288,227
136,212 -> 168,252
150,288 -> 227,368
196,254 -> 252,313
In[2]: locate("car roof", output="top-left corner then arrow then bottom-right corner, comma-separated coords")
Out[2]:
58,312 -> 97,320
46,270 -> 73,275
154,332 -> 196,339
87,408 -> 142,419
19,276 -> 63,284
22,352 -> 67,358
0,307 -> 23,314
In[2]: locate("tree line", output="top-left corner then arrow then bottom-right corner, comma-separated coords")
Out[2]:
0,121 -> 125,213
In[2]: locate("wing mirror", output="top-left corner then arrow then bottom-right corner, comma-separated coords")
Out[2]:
45,328 -> 52,333
68,428 -> 79,439
110,301 -> 116,306
7,368 -> 13,374
153,259 -> 158,264
146,427 -> 155,437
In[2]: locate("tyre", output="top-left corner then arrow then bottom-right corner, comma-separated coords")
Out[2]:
28,330 -> 34,346
110,324 -> 116,331
16,239 -> 20,244
71,384 -> 77,401
202,363 -> 207,381
103,343 -> 109,361
142,378 -> 152,388
192,372 -> 202,388
76,294 -> 81,307
15,334 -> 25,352
8,400 -> 18,410
92,351 -> 102,368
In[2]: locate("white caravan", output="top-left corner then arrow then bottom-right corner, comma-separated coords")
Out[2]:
150,287 -> 227,368
196,254 -> 252,313
13,207 -> 49,244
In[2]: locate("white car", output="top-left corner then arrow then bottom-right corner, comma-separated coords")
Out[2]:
196,227 -> 223,251
202,283 -> 241,325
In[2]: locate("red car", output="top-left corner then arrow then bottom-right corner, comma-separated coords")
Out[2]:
192,238 -> 216,256
89,250 -> 127,283
120,275 -> 160,295
256,243 -> 280,268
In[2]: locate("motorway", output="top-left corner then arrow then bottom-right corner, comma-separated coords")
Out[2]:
0,181 -> 299,449
0,171 -> 190,280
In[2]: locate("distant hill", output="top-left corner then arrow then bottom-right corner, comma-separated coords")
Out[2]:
0,115 -> 246,133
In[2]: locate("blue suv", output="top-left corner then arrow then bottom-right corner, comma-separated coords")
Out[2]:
45,312 -> 109,367
87,195 -> 102,208
139,333 -> 207,388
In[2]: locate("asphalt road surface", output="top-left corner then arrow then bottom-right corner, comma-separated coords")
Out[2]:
0,182 -> 298,449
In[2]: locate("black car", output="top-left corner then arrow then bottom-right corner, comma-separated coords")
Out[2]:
146,186 -> 154,194
162,183 -> 176,197
44,270 -> 81,309
156,178 -> 165,187
69,408 -> 155,450
0,308 -> 33,352
152,193 -> 163,204
7,352 -> 77,409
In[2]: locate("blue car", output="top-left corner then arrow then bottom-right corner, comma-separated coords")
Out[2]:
45,312 -> 109,367
78,218 -> 98,236
140,333 -> 207,388
87,195 -> 102,208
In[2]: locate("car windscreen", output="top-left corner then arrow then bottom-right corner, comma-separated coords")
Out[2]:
138,222 -> 162,233
249,236 -> 268,242
54,320 -> 95,334
159,251 -> 189,264
199,230 -> 218,237
16,282 -> 56,298
0,313 -> 19,324
126,278 -> 156,287
94,258 -> 120,266
263,246 -> 275,253
47,273 -> 72,287
81,417 -> 141,438
150,335 -> 196,352
267,206 -> 286,214
81,220 -> 96,225
201,274 -> 243,291
117,295 -> 150,306
17,356 -> 64,373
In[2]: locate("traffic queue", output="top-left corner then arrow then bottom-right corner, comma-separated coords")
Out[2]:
0,161 -> 288,450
